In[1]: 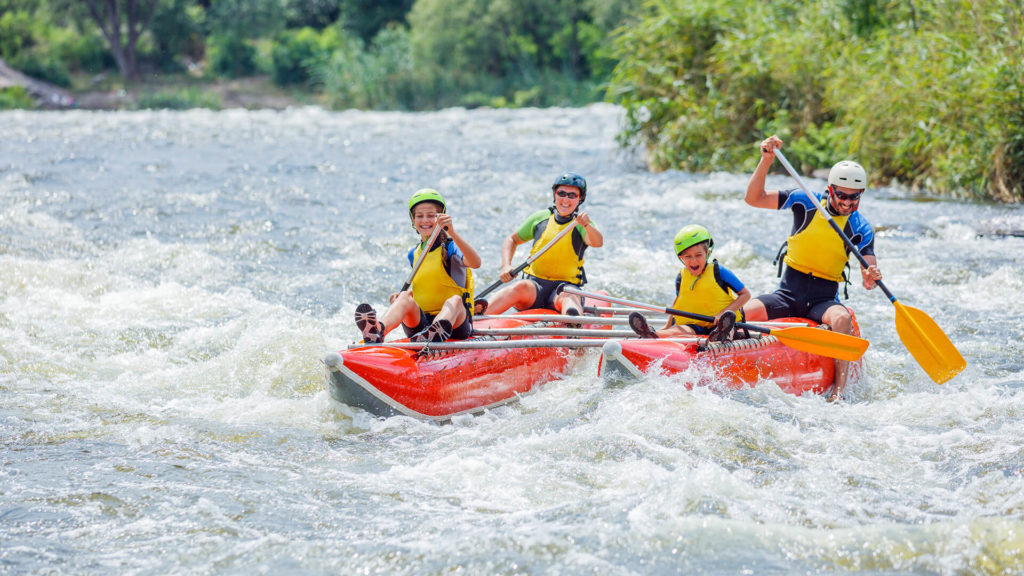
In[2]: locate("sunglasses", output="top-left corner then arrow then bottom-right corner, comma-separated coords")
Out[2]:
830,187 -> 863,202
556,190 -> 580,199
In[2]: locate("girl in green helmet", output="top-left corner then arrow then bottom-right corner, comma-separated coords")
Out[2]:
354,189 -> 481,344
628,224 -> 750,342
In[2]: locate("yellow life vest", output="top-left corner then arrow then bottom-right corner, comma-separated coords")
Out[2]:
523,214 -> 586,283
784,197 -> 851,283
410,241 -> 474,316
670,262 -> 741,328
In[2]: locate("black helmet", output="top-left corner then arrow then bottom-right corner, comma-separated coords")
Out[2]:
552,172 -> 587,203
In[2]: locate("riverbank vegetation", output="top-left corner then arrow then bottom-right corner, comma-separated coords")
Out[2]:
0,0 -> 636,110
1,0 -> 1021,201
609,0 -> 1024,201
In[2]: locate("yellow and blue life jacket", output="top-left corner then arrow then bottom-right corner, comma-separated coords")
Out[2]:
410,239 -> 474,316
670,261 -> 744,328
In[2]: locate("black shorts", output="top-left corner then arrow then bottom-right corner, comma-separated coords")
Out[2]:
524,275 -> 581,311
402,310 -> 474,340
755,267 -> 848,323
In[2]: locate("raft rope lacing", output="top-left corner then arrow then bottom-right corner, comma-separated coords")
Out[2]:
698,335 -> 777,357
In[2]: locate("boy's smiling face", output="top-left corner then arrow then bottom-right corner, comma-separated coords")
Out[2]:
678,243 -> 709,276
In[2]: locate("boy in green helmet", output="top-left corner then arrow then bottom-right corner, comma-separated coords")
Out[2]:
629,225 -> 750,342
355,189 -> 481,344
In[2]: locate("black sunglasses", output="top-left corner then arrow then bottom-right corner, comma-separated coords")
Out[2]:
830,187 -> 863,202
556,190 -> 579,199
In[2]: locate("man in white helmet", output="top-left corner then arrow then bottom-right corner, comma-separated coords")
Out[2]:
742,135 -> 883,402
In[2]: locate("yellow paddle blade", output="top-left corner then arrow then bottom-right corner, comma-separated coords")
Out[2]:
893,301 -> 966,384
768,326 -> 870,362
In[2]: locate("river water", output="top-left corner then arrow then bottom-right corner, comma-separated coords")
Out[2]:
2,105 -> 1023,574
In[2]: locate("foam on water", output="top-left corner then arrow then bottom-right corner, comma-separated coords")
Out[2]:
2,106 -> 1024,574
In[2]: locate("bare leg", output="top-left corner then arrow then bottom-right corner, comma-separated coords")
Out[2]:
379,291 -> 423,337
656,324 -> 698,338
822,304 -> 854,402
555,291 -> 582,315
480,280 -> 538,315
742,298 -> 768,322
434,295 -> 468,330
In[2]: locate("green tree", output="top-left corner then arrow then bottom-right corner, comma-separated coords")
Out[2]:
81,0 -> 159,80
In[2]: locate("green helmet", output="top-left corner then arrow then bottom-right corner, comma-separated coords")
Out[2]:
673,224 -> 714,257
408,188 -> 446,215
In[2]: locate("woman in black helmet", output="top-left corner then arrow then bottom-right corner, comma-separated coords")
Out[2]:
476,172 -> 603,316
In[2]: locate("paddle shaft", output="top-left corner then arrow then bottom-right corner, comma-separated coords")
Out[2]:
474,313 -> 808,328
773,151 -> 898,303
564,287 -> 770,334
472,327 -> 637,338
400,223 -> 444,292
475,220 -> 578,300
580,306 -> 807,326
348,337 -> 701,351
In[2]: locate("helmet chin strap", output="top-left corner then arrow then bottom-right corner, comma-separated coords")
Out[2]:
826,187 -> 844,216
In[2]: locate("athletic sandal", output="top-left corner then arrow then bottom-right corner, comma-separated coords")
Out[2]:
628,312 -> 658,339
411,319 -> 453,343
707,310 -> 736,343
355,303 -> 383,344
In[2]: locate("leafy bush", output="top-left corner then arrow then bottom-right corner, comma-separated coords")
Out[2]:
271,26 -> 337,86
207,33 -> 258,78
0,10 -> 34,59
0,86 -> 35,109
609,0 -> 1024,201
9,50 -> 72,87
51,28 -> 114,73
314,25 -> 418,109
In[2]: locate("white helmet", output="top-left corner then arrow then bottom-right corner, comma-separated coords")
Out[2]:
828,160 -> 867,190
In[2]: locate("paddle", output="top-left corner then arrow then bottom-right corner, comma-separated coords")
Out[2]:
563,287 -> 869,362
475,219 -> 579,301
400,223 -> 443,292
772,150 -> 966,384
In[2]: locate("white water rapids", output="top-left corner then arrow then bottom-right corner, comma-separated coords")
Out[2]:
2,105 -> 1023,574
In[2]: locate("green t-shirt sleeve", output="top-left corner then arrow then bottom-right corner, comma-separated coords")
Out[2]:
516,209 -> 553,241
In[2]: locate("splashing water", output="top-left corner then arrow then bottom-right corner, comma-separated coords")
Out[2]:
2,105 -> 1023,574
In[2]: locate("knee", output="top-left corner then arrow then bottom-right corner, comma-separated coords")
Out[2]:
827,311 -> 853,333
394,291 -> 418,313
512,281 -> 535,300
742,300 -> 767,322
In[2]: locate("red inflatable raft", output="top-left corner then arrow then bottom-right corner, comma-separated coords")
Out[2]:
599,315 -> 862,396
324,308 -> 612,422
